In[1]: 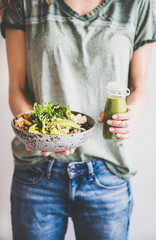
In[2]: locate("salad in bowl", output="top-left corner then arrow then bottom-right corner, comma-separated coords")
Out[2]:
11,102 -> 95,152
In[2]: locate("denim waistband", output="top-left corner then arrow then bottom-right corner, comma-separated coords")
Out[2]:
37,158 -> 105,180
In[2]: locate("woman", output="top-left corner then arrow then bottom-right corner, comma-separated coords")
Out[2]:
1,0 -> 156,239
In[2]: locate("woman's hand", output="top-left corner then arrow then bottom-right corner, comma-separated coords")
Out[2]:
98,107 -> 137,139
25,146 -> 76,157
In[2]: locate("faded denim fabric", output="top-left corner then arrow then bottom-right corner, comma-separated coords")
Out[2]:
11,159 -> 133,240
1,0 -> 156,178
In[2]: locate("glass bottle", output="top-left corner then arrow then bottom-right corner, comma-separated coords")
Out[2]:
103,82 -> 130,141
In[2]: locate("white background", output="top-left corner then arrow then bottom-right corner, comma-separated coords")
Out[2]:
0,34 -> 156,240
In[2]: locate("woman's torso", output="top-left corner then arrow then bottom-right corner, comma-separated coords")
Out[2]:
12,0 -> 141,178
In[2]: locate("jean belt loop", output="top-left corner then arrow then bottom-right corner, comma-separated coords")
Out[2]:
46,158 -> 55,179
86,160 -> 94,181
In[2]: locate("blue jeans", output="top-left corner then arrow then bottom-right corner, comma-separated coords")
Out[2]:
11,159 -> 133,240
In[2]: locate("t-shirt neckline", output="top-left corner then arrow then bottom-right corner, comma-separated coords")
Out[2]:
56,0 -> 112,21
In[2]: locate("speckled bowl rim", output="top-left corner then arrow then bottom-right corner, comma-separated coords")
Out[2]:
11,110 -> 95,137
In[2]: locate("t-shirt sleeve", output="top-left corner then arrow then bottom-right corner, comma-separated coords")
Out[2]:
134,0 -> 156,51
1,0 -> 25,38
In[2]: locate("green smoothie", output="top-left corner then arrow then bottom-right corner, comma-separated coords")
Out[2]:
103,95 -> 127,141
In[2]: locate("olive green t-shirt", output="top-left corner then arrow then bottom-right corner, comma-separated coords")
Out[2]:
1,0 -> 156,179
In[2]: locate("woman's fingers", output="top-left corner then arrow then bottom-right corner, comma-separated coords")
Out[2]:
112,108 -> 135,121
107,120 -> 129,128
26,145 -> 76,157
42,151 -> 51,157
42,148 -> 76,157
109,126 -> 131,134
26,146 -> 51,156
98,111 -> 104,123
69,149 -> 75,154
55,150 -> 70,156
108,120 -> 135,139
25,145 -> 33,151
116,133 -> 132,139
55,149 -> 76,156
100,107 -> 136,140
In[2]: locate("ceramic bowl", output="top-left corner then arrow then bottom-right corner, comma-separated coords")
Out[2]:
11,111 -> 95,152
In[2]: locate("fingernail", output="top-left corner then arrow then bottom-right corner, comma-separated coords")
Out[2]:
107,120 -> 112,125
113,115 -> 117,119
43,152 -> 49,157
109,128 -> 114,132
65,150 -> 70,155
26,146 -> 32,151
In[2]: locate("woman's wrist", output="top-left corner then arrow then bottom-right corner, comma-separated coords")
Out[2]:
127,105 -> 137,121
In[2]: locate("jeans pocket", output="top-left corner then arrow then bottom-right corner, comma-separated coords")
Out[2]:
13,166 -> 45,186
93,162 -> 128,190
94,174 -> 128,189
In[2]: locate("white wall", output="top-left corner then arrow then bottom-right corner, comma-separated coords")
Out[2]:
0,34 -> 156,240
129,43 -> 156,240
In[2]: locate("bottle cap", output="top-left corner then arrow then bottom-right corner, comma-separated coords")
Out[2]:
106,82 -> 130,96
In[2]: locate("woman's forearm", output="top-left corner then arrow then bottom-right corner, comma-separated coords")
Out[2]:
5,29 -> 33,116
126,44 -> 152,120
126,86 -> 148,119
9,86 -> 33,116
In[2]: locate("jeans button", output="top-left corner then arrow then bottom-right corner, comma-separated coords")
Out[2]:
71,167 -> 76,172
